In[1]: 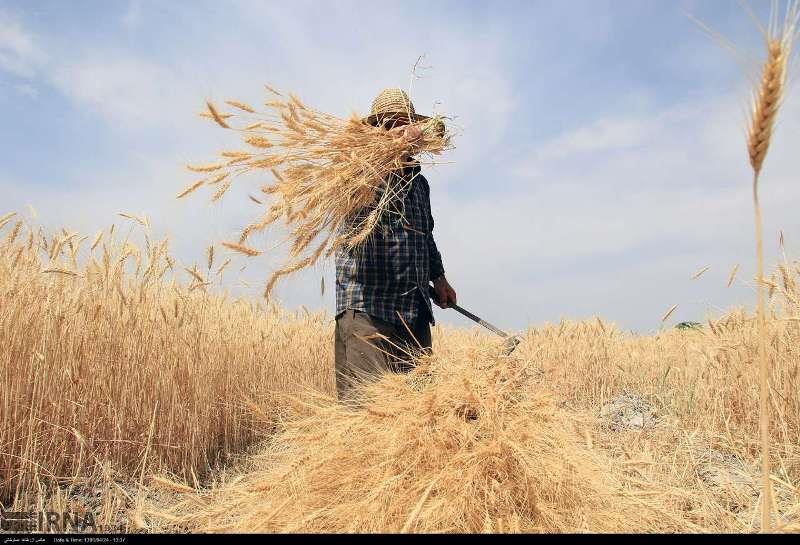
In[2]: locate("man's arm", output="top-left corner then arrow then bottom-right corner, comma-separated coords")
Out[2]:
423,179 -> 457,308
428,222 -> 445,282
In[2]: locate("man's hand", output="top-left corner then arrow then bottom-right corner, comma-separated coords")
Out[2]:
432,276 -> 457,309
387,123 -> 423,148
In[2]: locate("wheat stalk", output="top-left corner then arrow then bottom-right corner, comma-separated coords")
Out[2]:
221,241 -> 261,257
691,266 -> 710,280
225,100 -> 256,113
210,180 -> 232,202
206,101 -> 231,128
177,179 -> 205,199
186,163 -> 224,173
742,1 -> 799,532
661,304 -> 678,323
0,211 -> 16,231
206,245 -> 215,271
215,258 -> 231,276
727,263 -> 740,287
118,212 -> 148,227
90,229 -> 104,251
184,266 -> 205,284
199,111 -> 232,121
5,220 -> 22,244
42,267 -> 80,277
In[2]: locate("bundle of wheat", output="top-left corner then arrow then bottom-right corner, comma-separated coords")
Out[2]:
179,86 -> 452,297
144,346 -> 676,533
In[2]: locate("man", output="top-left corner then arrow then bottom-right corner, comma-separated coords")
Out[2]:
334,88 -> 457,400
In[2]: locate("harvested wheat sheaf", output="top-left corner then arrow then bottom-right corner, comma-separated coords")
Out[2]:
146,350 -> 663,533
183,86 -> 452,298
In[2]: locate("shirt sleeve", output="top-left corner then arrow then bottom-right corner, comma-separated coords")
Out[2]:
424,179 -> 445,281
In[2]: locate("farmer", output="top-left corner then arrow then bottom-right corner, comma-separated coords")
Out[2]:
334,88 -> 457,400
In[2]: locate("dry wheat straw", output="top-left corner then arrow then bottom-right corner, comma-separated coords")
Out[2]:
216,258 -> 231,276
0,217 -> 333,521
661,304 -> 679,322
0,211 -> 16,230
211,181 -> 232,202
741,0 -> 799,531
182,84 -> 451,298
41,267 -> 80,276
177,180 -> 205,199
186,163 -> 224,173
4,216 -> 800,532
206,245 -> 215,271
225,100 -> 256,113
206,101 -> 231,129
221,241 -> 261,257
692,1 -> 800,527
727,263 -> 740,287
118,213 -> 148,227
691,266 -> 710,279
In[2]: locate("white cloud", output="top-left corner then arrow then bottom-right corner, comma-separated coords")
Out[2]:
4,1 -> 800,333
0,13 -> 45,78
523,116 -> 653,167
51,57 -> 192,129
1,0 -> 519,324
427,88 -> 800,331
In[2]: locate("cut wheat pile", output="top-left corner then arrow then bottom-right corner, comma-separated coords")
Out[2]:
179,86 -> 451,297
145,349 -> 665,533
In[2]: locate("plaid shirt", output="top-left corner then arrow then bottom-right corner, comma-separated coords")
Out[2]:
335,163 -> 445,327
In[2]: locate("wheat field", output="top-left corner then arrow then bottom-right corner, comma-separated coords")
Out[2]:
0,217 -> 333,529
1,215 -> 798,533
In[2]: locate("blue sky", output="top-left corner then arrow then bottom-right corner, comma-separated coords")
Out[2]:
2,0 -> 798,333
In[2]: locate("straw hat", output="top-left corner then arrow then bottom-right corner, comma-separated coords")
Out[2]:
364,88 -> 430,127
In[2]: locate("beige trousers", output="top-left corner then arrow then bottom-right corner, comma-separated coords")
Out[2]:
334,309 -> 432,400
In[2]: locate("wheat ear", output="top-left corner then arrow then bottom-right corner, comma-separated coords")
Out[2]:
746,2 -> 799,532
748,41 -> 786,174
206,101 -> 231,129
221,241 -> 261,257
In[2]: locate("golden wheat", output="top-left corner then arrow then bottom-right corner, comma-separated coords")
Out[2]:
186,163 -> 224,173
741,1 -> 799,531
225,100 -> 256,113
660,303 -> 679,322
727,263 -> 740,287
206,100 -> 231,129
181,86 -> 451,298
221,241 -> 262,257
0,217 -> 333,517
0,211 -> 16,230
177,179 -> 205,199
692,265 -> 710,279
3,217 -> 800,532
143,264 -> 800,533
